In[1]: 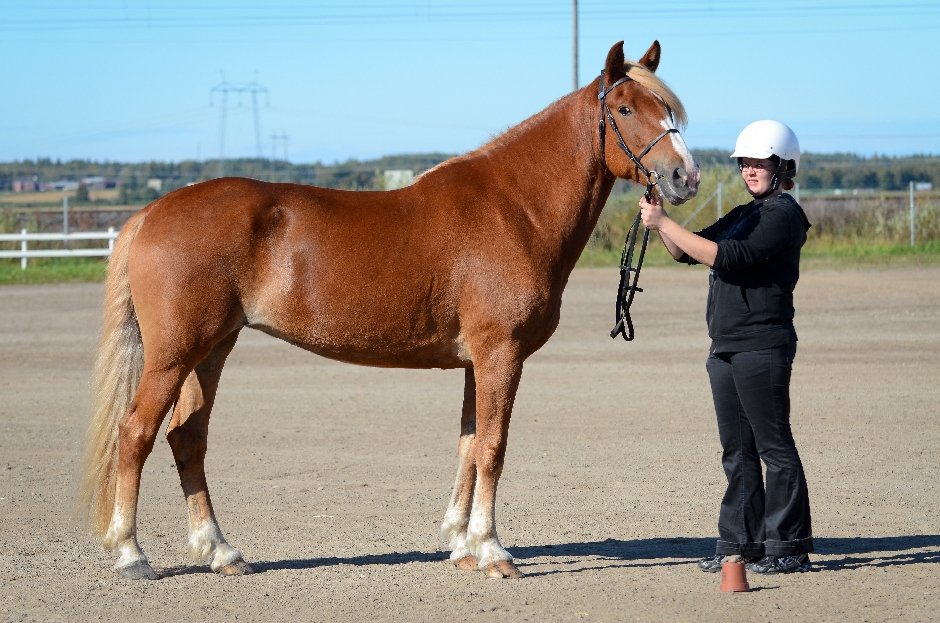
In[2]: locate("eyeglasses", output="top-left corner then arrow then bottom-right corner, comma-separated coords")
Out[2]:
739,161 -> 776,172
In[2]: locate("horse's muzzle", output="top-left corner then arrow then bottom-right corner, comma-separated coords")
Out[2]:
659,164 -> 700,205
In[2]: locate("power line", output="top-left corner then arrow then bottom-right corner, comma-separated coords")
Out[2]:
2,3 -> 938,32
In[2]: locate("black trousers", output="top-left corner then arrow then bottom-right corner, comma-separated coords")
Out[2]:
706,342 -> 813,558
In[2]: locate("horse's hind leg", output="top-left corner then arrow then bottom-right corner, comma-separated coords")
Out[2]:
103,365 -> 188,579
441,367 -> 479,570
165,330 -> 252,575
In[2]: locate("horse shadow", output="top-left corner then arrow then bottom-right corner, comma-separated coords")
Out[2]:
225,534 -> 940,577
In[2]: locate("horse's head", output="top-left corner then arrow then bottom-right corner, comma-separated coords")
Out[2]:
597,41 -> 700,205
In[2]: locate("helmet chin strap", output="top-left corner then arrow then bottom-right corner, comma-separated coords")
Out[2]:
750,167 -> 781,201
751,177 -> 779,201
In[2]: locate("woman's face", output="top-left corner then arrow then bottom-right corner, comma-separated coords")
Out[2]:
740,157 -> 777,197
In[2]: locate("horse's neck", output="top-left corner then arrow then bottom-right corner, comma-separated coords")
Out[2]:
476,87 -> 614,271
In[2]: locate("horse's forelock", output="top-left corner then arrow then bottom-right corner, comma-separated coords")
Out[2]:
624,62 -> 687,130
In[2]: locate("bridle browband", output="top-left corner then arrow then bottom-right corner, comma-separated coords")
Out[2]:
597,69 -> 681,342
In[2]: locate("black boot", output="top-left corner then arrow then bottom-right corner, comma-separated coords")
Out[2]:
746,554 -> 812,574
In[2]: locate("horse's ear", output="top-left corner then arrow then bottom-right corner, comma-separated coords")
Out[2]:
638,40 -> 661,73
605,41 -> 626,78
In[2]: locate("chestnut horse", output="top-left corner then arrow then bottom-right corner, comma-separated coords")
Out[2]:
79,40 -> 699,580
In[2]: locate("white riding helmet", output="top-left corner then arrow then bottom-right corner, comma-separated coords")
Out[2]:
731,120 -> 800,177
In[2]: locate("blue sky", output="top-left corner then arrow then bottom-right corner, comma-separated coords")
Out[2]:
2,1 -> 939,164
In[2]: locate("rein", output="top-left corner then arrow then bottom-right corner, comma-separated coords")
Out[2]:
597,70 -> 678,342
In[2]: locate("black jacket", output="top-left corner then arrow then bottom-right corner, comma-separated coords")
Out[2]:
676,193 -> 812,353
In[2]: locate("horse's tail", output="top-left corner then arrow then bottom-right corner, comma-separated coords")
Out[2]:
76,210 -> 148,535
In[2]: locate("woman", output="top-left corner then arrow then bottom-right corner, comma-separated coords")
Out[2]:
639,120 -> 814,574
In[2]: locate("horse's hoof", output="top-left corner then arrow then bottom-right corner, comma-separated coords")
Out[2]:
482,560 -> 523,579
217,559 -> 255,576
119,561 -> 159,580
453,555 -> 479,571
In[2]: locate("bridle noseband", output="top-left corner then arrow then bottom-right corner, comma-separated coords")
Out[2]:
597,69 -> 681,342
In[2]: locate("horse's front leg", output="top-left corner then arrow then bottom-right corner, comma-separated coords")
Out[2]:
465,352 -> 524,579
441,367 -> 479,570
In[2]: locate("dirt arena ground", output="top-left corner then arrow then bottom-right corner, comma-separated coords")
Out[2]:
1,265 -> 938,622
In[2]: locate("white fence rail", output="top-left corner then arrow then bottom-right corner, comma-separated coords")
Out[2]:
0,228 -> 117,269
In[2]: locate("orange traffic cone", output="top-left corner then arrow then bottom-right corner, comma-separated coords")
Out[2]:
719,559 -> 750,592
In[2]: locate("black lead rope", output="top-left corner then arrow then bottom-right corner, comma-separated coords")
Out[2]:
609,191 -> 652,342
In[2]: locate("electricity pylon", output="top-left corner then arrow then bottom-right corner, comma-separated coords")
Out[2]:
210,72 -> 270,178
270,131 -> 289,182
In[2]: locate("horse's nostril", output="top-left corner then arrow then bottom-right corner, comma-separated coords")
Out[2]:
673,167 -> 687,187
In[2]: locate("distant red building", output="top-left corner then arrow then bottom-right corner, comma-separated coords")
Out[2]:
12,177 -> 40,192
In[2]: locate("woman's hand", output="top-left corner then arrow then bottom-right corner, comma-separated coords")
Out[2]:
639,193 -> 669,231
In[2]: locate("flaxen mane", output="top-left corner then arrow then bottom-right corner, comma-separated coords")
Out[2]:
623,62 -> 687,129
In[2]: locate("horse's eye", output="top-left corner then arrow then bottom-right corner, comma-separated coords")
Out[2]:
618,106 -> 632,116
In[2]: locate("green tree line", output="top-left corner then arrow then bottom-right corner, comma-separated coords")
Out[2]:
692,149 -> 938,191
0,154 -> 456,201
2,151 -> 938,203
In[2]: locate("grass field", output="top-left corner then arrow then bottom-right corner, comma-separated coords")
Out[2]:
0,257 -> 107,285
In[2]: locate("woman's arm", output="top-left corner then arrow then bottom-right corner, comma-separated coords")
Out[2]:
640,194 -> 718,267
655,217 -> 686,260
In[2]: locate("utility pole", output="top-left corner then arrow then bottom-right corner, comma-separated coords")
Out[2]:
211,73 -> 270,178
572,0 -> 579,91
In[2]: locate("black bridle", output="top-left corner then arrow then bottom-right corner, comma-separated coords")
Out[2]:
597,70 -> 680,342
